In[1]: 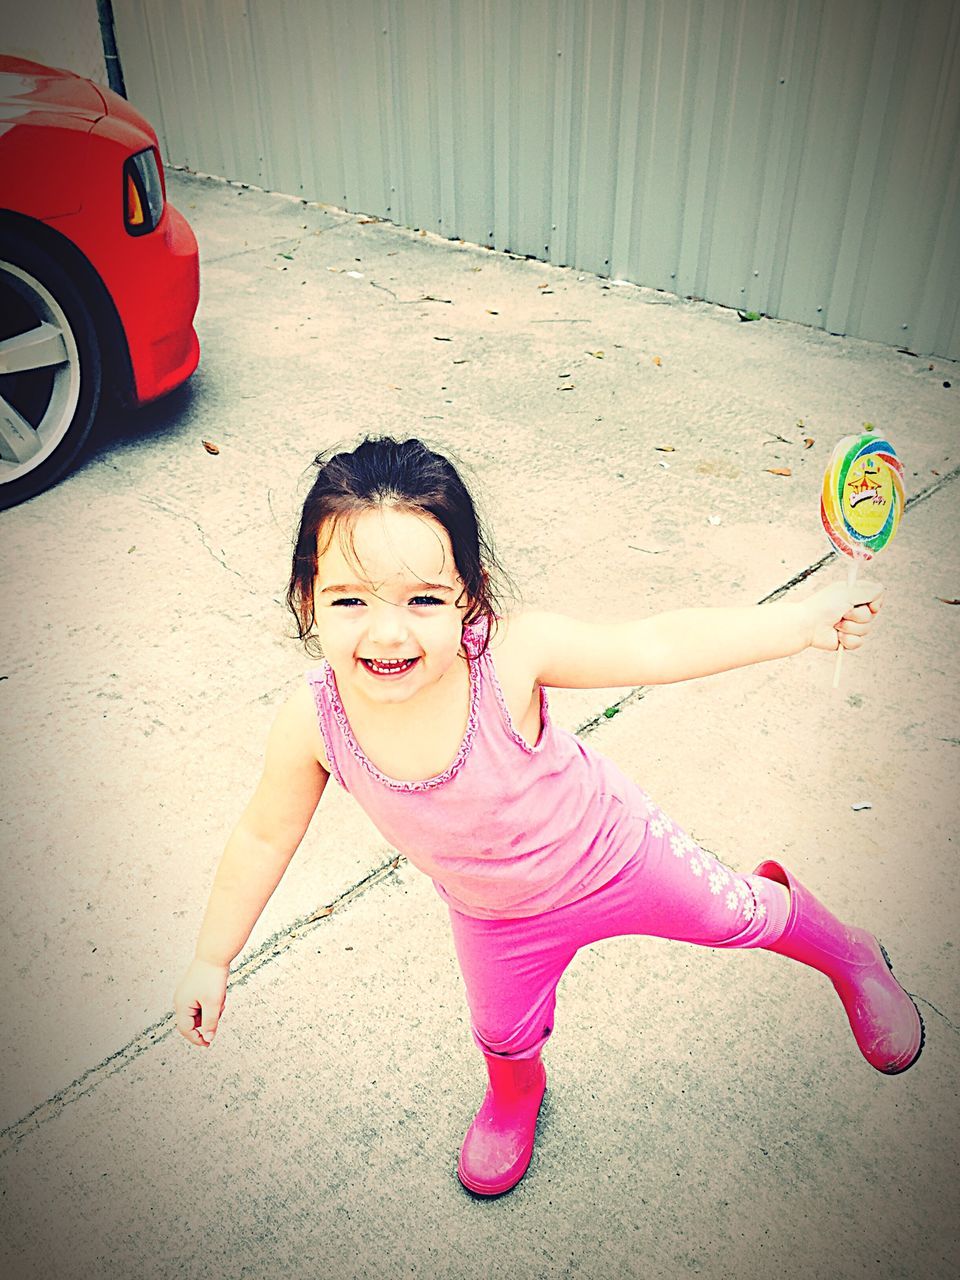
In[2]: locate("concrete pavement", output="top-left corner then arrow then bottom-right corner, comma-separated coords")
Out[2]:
1,169 -> 957,1278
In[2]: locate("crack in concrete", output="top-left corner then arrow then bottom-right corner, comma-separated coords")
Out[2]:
0,852 -> 405,1158
201,233 -> 320,267
901,460 -> 960,510
576,686 -> 650,736
140,496 -> 263,600
914,995 -> 960,1036
6,463 -> 957,1154
200,222 -> 351,268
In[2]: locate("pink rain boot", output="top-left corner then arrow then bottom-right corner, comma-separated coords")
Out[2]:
755,860 -> 924,1073
457,1052 -> 547,1196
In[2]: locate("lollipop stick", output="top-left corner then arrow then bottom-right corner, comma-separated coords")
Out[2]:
832,559 -> 858,689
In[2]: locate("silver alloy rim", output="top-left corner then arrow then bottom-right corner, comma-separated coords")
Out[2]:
0,259 -> 82,484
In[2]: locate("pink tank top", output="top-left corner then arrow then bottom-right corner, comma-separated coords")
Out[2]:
307,620 -> 651,919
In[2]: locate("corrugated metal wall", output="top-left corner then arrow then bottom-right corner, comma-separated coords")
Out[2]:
113,0 -> 960,359
4,0 -> 108,84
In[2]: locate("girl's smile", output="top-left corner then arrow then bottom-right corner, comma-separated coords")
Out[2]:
360,656 -> 420,677
312,505 -> 469,705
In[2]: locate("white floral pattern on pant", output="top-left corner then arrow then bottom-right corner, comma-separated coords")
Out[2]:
645,795 -> 766,925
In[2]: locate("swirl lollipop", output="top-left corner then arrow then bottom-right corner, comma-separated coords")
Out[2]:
820,430 -> 904,686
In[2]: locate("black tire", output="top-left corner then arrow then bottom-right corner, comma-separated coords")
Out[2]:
0,229 -> 103,510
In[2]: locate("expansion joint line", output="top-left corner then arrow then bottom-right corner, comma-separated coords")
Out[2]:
0,853 -> 405,1157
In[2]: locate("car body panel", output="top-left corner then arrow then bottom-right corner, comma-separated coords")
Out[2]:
0,55 -> 200,405
0,58 -> 107,119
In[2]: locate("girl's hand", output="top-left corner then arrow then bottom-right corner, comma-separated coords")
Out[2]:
804,579 -> 884,653
173,958 -> 229,1048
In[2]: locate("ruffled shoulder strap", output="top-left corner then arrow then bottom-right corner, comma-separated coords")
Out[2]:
305,663 -> 348,789
461,615 -> 491,659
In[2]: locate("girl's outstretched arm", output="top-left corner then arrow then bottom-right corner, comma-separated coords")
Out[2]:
510,580 -> 884,690
173,684 -> 328,1048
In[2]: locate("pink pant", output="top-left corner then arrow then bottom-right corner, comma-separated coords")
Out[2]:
447,805 -> 790,1059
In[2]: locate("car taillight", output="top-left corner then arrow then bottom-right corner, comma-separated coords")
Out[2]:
123,148 -> 165,235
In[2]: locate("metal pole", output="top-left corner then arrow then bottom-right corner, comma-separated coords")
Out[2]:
96,0 -> 127,98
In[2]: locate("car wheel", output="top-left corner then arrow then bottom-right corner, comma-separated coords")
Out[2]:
0,231 -> 102,510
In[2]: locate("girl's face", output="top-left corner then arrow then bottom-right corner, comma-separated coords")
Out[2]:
312,505 -> 470,705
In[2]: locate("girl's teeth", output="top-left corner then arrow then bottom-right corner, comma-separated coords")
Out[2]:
364,658 -> 414,674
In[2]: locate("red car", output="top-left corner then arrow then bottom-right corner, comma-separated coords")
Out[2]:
0,56 -> 200,508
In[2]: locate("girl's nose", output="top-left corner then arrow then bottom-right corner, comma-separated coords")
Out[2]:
366,603 -> 409,646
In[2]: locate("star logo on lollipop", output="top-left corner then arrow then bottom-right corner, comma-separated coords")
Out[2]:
848,459 -> 886,510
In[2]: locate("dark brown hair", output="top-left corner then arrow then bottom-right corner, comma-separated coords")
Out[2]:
286,437 -> 505,656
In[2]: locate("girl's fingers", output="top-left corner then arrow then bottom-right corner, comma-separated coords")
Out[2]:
853,579 -> 884,610
174,998 -> 200,1039
841,601 -> 878,625
198,995 -> 224,1044
174,993 -> 221,1046
177,1022 -> 209,1046
837,623 -> 872,648
834,613 -> 874,648
175,1013 -> 213,1047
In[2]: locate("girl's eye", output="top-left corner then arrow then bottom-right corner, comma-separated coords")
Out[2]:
331,598 -> 364,608
410,595 -> 445,607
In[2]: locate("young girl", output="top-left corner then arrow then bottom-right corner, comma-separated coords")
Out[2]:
173,436 -> 923,1197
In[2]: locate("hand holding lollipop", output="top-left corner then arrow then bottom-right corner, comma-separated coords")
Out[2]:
820,430 -> 903,687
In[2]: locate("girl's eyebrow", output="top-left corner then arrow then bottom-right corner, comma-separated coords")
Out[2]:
319,581 -> 456,595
